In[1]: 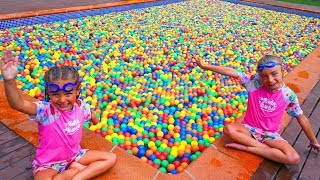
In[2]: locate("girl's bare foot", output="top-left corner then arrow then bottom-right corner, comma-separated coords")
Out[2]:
69,161 -> 87,171
225,143 -> 248,151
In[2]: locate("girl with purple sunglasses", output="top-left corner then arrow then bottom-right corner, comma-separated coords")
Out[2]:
1,50 -> 116,179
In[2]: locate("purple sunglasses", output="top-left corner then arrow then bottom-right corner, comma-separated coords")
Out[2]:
257,61 -> 282,72
47,81 -> 78,93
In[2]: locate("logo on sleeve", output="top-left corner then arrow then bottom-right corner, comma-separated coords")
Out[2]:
259,97 -> 277,112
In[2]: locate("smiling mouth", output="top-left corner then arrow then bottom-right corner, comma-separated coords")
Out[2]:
59,103 -> 69,108
269,83 -> 277,87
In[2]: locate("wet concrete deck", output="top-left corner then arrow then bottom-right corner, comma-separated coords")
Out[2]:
0,0 -> 320,179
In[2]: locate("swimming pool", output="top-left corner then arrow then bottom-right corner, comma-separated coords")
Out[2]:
0,0 -> 319,174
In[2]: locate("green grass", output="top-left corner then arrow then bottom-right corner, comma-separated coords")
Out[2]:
277,0 -> 320,7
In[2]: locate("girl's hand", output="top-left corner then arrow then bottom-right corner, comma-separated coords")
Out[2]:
0,50 -> 19,81
91,118 -> 100,125
90,111 -> 100,125
193,54 -> 205,68
308,142 -> 320,153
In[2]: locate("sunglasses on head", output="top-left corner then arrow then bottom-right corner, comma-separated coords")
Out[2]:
47,81 -> 78,93
257,61 -> 282,72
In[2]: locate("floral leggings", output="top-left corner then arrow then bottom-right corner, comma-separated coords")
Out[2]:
32,149 -> 88,175
243,123 -> 285,143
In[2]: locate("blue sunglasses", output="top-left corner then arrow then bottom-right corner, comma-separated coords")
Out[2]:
257,61 -> 282,72
47,81 -> 78,93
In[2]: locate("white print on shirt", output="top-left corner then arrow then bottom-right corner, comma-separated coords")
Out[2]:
259,97 -> 277,112
63,119 -> 80,135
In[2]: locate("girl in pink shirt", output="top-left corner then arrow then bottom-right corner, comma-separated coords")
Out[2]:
195,54 -> 320,165
1,51 -> 116,179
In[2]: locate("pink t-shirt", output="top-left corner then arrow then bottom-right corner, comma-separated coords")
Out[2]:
29,100 -> 91,164
239,73 -> 303,133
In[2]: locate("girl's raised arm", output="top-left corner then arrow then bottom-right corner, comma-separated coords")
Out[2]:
1,50 -> 37,115
193,54 -> 239,79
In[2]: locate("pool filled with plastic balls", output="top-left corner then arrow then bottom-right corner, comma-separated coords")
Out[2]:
1,0 -> 320,174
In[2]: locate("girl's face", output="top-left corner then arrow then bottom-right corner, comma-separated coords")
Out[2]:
258,65 -> 283,92
47,79 -> 80,111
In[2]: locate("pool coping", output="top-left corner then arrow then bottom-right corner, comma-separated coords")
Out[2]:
0,0 -> 159,20
1,0 -> 319,21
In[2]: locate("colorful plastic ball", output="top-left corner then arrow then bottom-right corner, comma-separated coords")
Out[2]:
171,169 -> 178,174
159,167 -> 167,173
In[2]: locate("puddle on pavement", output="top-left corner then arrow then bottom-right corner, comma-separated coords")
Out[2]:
286,83 -> 301,93
297,71 -> 309,79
